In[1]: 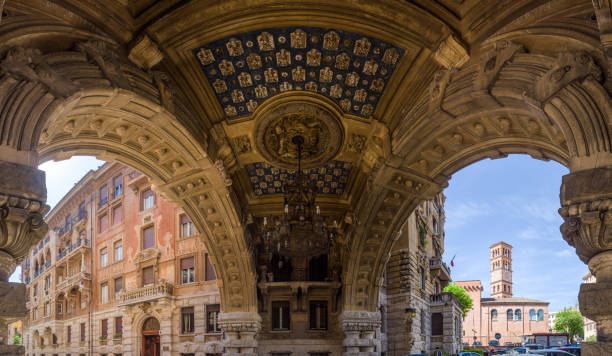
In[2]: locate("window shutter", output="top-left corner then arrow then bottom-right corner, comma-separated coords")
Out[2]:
181,257 -> 194,270
309,302 -> 316,329
272,304 -> 280,329
143,227 -> 154,249
101,319 -> 108,337
205,254 -> 216,280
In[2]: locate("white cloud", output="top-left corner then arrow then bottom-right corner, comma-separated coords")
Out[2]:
554,249 -> 574,258
445,201 -> 491,229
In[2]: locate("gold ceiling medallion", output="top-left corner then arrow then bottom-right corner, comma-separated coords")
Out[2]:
254,93 -> 344,169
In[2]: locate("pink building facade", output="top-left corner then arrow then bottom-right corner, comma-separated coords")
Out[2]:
457,242 -> 549,346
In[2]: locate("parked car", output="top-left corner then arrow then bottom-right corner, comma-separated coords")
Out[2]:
529,350 -> 575,356
523,344 -> 545,350
458,352 -> 483,356
557,347 -> 580,356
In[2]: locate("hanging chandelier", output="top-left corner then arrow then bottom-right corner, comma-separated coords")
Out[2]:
260,135 -> 338,258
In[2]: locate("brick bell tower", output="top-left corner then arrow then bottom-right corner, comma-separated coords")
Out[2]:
490,241 -> 513,299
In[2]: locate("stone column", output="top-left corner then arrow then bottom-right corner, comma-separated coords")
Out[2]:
217,312 -> 261,356
0,161 -> 48,355
559,166 -> 612,355
339,311 -> 382,356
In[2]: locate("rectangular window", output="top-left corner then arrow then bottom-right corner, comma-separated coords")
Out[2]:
113,175 -> 123,198
181,307 -> 194,334
44,302 -> 50,316
206,304 -> 221,333
114,277 -> 123,299
101,319 -> 108,338
101,283 -> 108,304
419,267 -> 425,289
143,226 -> 155,250
205,253 -> 216,281
181,257 -> 195,284
115,316 -> 123,335
99,185 -> 108,207
114,241 -> 123,262
79,202 -> 86,218
271,301 -> 290,330
67,325 -> 71,343
309,301 -> 328,330
80,323 -> 86,342
99,214 -> 108,233
112,205 -> 122,225
142,266 -> 154,286
180,214 -> 195,238
142,189 -> 155,210
100,248 -> 108,268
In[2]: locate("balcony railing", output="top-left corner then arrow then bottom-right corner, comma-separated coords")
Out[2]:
57,239 -> 90,262
57,271 -> 91,292
118,282 -> 173,306
430,257 -> 451,281
430,292 -> 461,308
58,223 -> 72,237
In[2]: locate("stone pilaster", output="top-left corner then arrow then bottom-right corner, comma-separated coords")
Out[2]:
217,311 -> 261,356
559,166 -> 612,355
339,311 -> 382,356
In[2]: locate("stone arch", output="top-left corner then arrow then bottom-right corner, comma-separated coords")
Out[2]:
36,86 -> 256,312
0,42 -> 256,312
343,48 -> 612,312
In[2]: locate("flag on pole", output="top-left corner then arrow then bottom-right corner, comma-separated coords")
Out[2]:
450,254 -> 456,267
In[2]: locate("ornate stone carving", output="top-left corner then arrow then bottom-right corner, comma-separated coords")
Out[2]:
433,35 -> 469,69
232,135 -> 252,155
0,47 -> 78,98
339,310 -> 382,332
77,40 -> 131,90
128,34 -> 164,69
0,162 -> 49,267
475,40 -> 524,91
534,52 -> 602,102
218,312 -> 261,355
214,159 -> 233,186
254,99 -> 344,169
347,134 -> 367,153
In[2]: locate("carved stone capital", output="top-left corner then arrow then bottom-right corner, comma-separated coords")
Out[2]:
0,252 -> 16,282
0,162 -> 49,271
339,310 -> 382,332
559,167 -> 612,265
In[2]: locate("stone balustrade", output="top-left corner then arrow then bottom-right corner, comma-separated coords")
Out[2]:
118,281 -> 173,306
429,257 -> 451,281
56,271 -> 91,292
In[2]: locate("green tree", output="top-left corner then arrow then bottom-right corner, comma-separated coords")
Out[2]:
443,282 -> 473,318
554,307 -> 584,342
586,335 -> 596,342
12,333 -> 21,345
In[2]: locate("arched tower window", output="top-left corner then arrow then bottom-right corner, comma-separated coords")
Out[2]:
491,309 -> 498,321
529,309 -> 536,320
506,309 -> 513,320
537,309 -> 544,321
515,309 -> 521,320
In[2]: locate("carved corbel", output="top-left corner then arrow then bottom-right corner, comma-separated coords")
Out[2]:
152,71 -> 175,113
475,40 -> 524,91
433,35 -> 469,69
428,69 -> 452,113
534,51 -> 602,102
559,201 -> 611,264
0,47 -> 78,98
76,40 -> 132,90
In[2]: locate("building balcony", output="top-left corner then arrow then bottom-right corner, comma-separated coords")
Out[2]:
118,281 -> 173,306
430,257 -> 451,281
430,292 -> 461,308
73,210 -> 88,228
58,238 -> 90,262
57,271 -> 91,292
58,223 -> 72,237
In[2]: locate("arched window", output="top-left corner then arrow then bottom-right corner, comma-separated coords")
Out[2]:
537,309 -> 544,321
529,309 -> 536,321
507,309 -> 513,321
515,309 -> 521,321
491,309 -> 497,321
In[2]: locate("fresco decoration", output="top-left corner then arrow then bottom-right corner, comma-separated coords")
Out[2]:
246,161 -> 352,196
193,27 -> 404,119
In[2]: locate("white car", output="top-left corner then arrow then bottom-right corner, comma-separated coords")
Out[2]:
529,350 -> 575,356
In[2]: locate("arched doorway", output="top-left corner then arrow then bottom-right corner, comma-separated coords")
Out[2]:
142,317 -> 160,356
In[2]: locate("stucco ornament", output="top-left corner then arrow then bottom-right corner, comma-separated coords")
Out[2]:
255,98 -> 344,169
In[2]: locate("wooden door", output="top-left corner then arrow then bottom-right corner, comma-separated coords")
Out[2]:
142,333 -> 160,356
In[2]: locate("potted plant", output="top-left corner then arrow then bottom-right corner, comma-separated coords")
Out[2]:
99,335 -> 107,343
113,333 -> 122,339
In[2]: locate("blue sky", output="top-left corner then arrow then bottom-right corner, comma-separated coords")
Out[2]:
10,155 -> 587,312
441,154 -> 587,312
